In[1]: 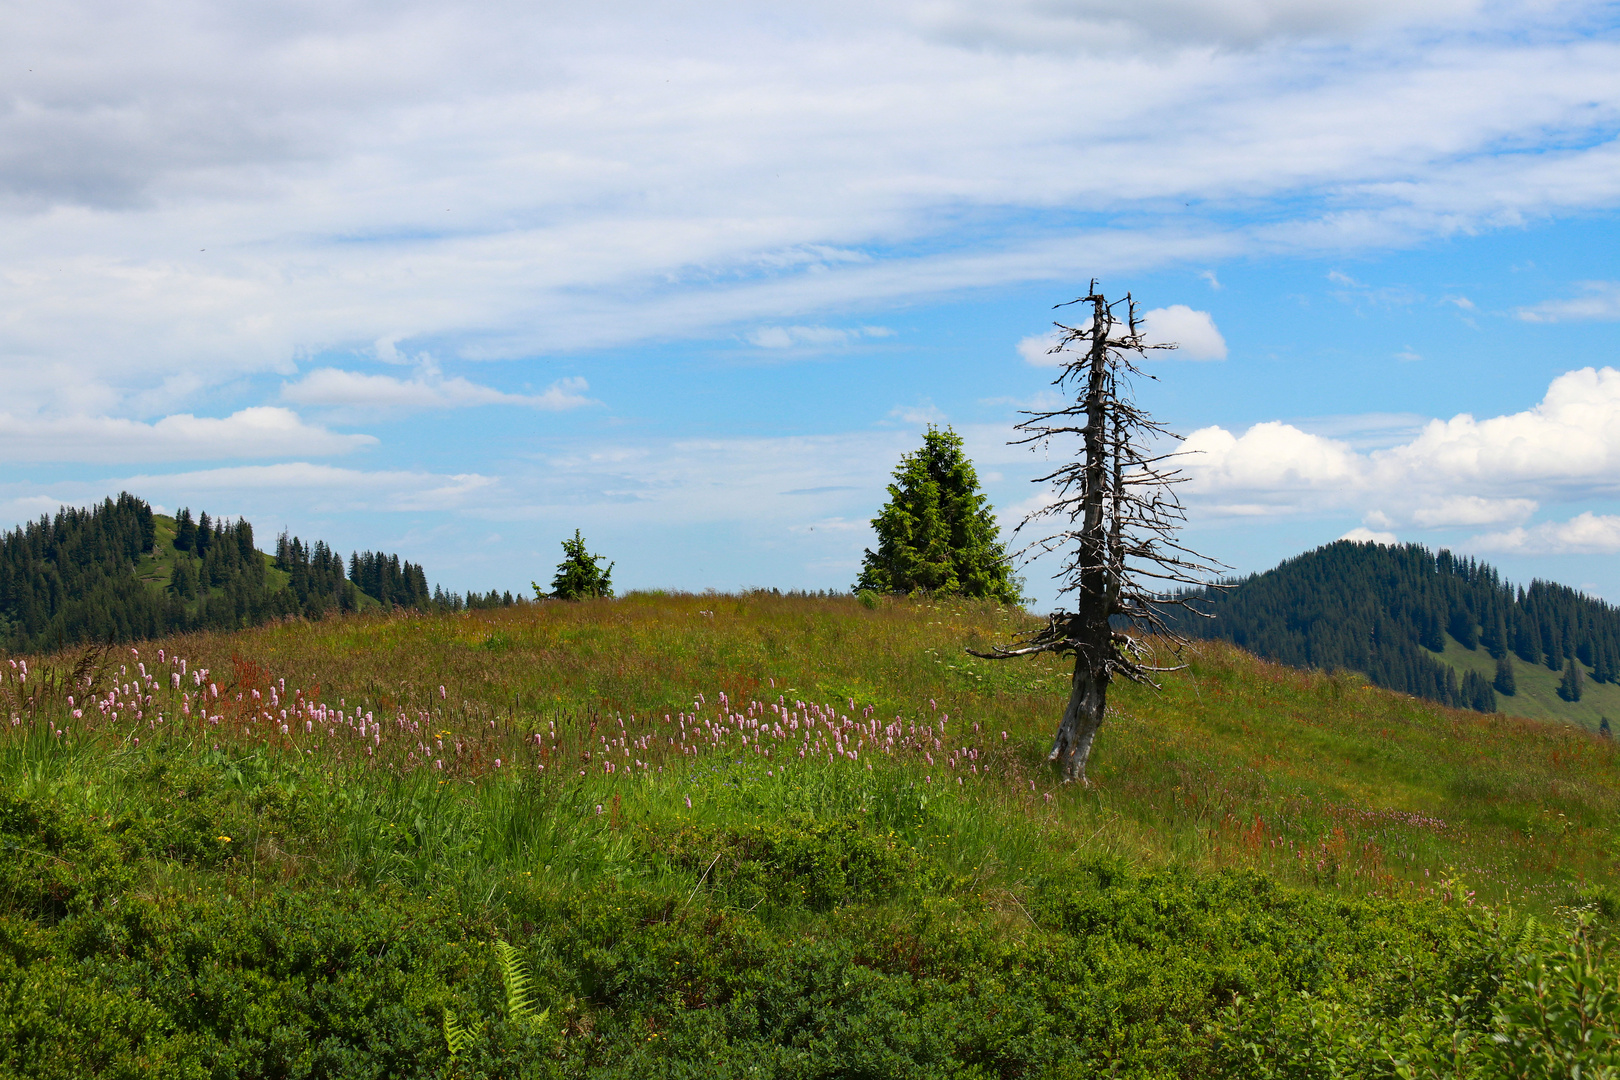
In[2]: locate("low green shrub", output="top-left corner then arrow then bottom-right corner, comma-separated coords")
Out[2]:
652,814 -> 916,912
3,740 -> 1620,1077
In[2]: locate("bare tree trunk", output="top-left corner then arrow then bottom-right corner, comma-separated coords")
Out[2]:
1049,652 -> 1109,784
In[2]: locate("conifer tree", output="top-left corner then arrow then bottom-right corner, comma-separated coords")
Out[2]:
1601,716 -> 1612,739
1558,656 -> 1584,702
539,530 -> 614,600
174,508 -> 197,553
1485,612 -> 1508,660
1461,668 -> 1496,713
1493,652 -> 1516,696
856,427 -> 1020,603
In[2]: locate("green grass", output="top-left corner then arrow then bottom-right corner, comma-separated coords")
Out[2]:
135,512 -> 371,606
1438,632 -> 1620,731
3,592 -> 1620,1077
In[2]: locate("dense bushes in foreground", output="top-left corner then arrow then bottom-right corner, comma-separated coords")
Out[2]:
6,594 -> 1620,1075
1,749 -> 1618,1079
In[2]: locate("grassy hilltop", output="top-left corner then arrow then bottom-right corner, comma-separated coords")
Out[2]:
3,593 -> 1619,1076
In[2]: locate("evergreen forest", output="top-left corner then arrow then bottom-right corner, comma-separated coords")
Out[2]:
0,494 -> 516,654
1168,539 -> 1620,718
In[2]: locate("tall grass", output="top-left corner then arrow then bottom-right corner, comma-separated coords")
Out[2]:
3,591 -> 1618,913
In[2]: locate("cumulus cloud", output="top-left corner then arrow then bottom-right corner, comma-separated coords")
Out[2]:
1017,330 -> 1063,366
1181,421 -> 1360,493
1139,305 -> 1227,360
0,408 -> 374,463
1178,366 -> 1620,529
1474,513 -> 1620,555
282,369 -> 596,412
1377,367 -> 1620,491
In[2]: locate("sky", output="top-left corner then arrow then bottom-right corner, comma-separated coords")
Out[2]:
5,0 -> 1620,608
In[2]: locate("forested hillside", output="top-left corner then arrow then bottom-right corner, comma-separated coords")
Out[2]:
0,494 -> 516,654
1169,540 -> 1620,725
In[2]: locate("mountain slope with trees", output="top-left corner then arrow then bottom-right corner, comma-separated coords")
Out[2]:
1168,540 -> 1620,729
0,494 -> 517,654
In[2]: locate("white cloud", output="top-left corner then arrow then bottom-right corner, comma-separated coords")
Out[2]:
1377,367 -> 1620,491
1017,330 -> 1063,366
0,0 -> 1616,413
283,369 -> 596,412
1139,305 -> 1227,360
1017,305 -> 1225,364
122,463 -> 498,513
1410,496 -> 1537,528
912,0 -> 1484,52
1178,367 -> 1620,530
1518,282 -> 1620,323
1181,421 -> 1361,493
0,408 -> 373,463
744,325 -> 892,349
1474,513 -> 1620,555
889,401 -> 947,426
1341,527 -> 1398,545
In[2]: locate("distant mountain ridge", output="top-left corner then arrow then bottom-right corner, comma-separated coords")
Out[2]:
0,493 -> 518,654
1167,540 -> 1620,726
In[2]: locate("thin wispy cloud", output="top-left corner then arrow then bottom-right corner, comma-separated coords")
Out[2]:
2,1 -> 1618,410
1518,282 -> 1620,323
283,368 -> 596,412
0,408 -> 373,464
5,0 -> 1620,603
743,325 -> 894,350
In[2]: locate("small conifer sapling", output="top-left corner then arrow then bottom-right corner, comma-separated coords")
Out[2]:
536,530 -> 614,600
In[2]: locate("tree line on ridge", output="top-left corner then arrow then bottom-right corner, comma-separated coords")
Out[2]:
0,494 -> 517,654
1166,540 -> 1620,714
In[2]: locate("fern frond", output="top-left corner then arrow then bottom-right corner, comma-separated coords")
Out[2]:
494,938 -> 546,1026
442,1008 -> 475,1057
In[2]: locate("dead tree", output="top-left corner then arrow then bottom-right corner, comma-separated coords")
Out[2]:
969,283 -> 1222,784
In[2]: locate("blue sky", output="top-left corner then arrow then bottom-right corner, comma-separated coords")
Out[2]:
5,0 -> 1620,608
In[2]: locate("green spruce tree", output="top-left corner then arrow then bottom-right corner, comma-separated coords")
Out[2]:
538,530 -> 614,601
1558,656 -> 1584,702
856,427 -> 1020,603
1493,652 -> 1516,696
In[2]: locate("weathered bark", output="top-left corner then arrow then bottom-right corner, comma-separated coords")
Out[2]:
1047,294 -> 1116,784
971,283 -> 1222,785
1050,653 -> 1109,784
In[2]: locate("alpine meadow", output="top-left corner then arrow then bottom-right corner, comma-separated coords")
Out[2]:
5,288 -> 1620,1078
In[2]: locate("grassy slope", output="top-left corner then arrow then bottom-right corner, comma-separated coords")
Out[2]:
5,593 -> 1620,1076
1437,632 -> 1620,730
135,512 -> 399,609
137,512 -> 293,595
67,591 -> 1620,906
